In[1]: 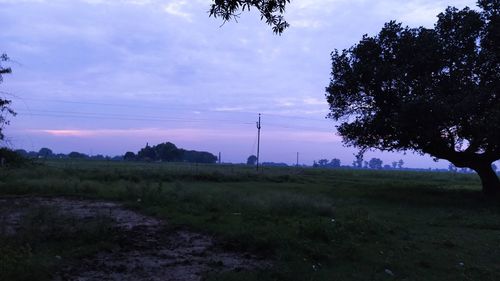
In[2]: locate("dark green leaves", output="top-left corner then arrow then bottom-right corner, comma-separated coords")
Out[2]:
209,0 -> 291,34
326,4 -> 499,160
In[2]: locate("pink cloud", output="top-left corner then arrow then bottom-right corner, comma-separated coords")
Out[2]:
27,127 -> 341,143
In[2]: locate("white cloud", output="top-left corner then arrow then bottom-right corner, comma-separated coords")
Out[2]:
291,19 -> 324,29
163,0 -> 192,21
28,127 -> 341,143
303,97 -> 325,105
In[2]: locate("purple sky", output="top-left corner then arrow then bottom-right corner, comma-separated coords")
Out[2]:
2,0 -> 490,168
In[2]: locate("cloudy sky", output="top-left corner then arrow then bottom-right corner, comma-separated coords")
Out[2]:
0,0 -> 481,167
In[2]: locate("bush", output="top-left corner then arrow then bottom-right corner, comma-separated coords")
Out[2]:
0,148 -> 29,167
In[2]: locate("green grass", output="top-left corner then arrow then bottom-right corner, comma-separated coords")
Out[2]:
1,160 -> 499,281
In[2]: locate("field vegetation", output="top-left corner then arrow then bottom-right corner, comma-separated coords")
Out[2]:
1,160 -> 499,280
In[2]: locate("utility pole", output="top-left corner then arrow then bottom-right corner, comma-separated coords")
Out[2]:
256,113 -> 261,171
218,152 -> 221,164
296,152 -> 299,167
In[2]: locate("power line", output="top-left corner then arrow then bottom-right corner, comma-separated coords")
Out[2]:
17,109 -> 254,124
15,110 -> 333,131
11,97 -> 329,123
16,111 -> 255,125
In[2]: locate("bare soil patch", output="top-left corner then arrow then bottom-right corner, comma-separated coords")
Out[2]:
0,196 -> 269,281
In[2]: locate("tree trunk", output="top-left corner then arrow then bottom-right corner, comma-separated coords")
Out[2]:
472,163 -> 500,196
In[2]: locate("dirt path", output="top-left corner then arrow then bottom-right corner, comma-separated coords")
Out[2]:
0,197 -> 269,281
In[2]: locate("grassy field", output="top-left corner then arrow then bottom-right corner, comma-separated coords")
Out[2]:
1,160 -> 499,281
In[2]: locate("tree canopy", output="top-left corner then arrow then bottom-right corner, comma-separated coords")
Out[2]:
326,1 -> 499,195
137,142 -> 217,164
209,0 -> 291,34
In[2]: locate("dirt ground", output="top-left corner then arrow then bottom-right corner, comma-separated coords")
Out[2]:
0,197 -> 270,281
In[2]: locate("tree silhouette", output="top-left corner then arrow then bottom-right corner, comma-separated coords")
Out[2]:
124,151 -> 136,161
155,142 -> 182,162
352,152 -> 363,168
68,152 -> 87,159
317,159 -> 328,166
209,0 -> 290,34
38,148 -> 53,158
247,155 -> 258,165
330,158 -> 341,168
0,53 -> 15,142
368,158 -> 383,169
136,142 -> 217,163
326,2 -> 499,195
137,143 -> 156,161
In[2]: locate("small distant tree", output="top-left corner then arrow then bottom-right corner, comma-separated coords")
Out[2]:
38,148 -> 53,158
397,159 -> 404,169
368,158 -> 383,169
392,161 -> 398,169
330,158 -> 341,168
247,155 -> 258,165
90,154 -> 105,160
124,151 -> 136,161
68,152 -> 87,159
318,159 -> 328,167
352,152 -> 364,168
182,150 -> 217,164
55,153 -> 67,159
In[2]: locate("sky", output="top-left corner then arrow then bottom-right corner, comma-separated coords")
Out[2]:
0,0 -> 484,168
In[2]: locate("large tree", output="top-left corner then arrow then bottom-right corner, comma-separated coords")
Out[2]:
209,0 -> 291,34
0,53 -> 15,142
326,1 -> 500,195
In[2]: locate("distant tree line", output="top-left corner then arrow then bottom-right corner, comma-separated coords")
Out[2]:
11,142 -> 218,164
262,162 -> 288,167
246,155 -> 288,167
124,142 -> 218,164
350,153 -> 406,170
14,147 -> 122,161
313,158 -> 341,168
311,156 -> 410,170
